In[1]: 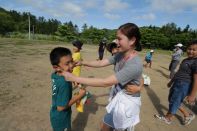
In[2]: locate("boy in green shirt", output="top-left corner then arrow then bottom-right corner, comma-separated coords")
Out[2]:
49,47 -> 86,131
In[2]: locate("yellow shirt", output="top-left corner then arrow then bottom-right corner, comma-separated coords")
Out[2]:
72,52 -> 82,76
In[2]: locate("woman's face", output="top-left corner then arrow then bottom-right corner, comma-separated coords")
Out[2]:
187,44 -> 197,58
116,30 -> 134,52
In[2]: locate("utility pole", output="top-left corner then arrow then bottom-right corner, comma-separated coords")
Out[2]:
33,25 -> 34,39
28,12 -> 31,40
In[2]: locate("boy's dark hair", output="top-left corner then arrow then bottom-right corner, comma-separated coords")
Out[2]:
106,42 -> 117,53
188,40 -> 197,47
72,40 -> 83,50
50,47 -> 72,66
118,23 -> 142,51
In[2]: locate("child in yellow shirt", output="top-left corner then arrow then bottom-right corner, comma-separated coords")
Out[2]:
72,40 -> 86,112
72,40 -> 83,77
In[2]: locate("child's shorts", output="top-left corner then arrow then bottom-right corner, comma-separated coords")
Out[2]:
145,59 -> 151,63
103,113 -> 135,131
103,112 -> 115,128
168,80 -> 191,114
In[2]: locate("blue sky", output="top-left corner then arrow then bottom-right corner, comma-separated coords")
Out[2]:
0,0 -> 197,30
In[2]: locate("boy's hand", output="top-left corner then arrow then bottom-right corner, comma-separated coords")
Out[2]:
185,95 -> 196,105
125,84 -> 141,94
78,88 -> 86,97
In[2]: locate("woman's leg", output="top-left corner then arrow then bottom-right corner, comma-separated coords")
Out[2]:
101,122 -> 113,131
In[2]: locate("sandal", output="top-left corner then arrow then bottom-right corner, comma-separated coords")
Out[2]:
154,114 -> 172,124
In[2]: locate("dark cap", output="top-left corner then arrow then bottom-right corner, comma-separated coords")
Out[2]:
72,40 -> 83,50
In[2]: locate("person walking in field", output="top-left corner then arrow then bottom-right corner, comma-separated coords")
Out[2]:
144,49 -> 154,68
169,43 -> 183,79
155,40 -> 197,125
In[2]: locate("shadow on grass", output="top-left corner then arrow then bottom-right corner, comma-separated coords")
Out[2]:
72,95 -> 105,131
145,86 -> 186,124
160,66 -> 169,71
144,86 -> 168,116
154,69 -> 169,79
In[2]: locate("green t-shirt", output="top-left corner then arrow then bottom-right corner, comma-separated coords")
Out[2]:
50,72 -> 72,130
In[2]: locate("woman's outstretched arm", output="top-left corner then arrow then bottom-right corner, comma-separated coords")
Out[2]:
62,72 -> 118,87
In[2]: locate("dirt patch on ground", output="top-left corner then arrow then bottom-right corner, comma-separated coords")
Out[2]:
0,38 -> 196,131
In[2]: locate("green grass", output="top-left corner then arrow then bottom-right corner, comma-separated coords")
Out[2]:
0,38 -> 182,56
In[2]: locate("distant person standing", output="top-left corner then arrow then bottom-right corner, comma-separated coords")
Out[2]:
169,43 -> 183,79
98,38 -> 107,60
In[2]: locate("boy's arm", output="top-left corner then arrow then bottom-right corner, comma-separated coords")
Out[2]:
57,88 -> 86,111
186,74 -> 197,104
67,88 -> 86,108
125,78 -> 144,93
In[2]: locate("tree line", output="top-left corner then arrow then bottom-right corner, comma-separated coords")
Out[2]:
0,7 -> 197,50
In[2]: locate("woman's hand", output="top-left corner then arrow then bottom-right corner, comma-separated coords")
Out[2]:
74,60 -> 83,66
61,71 -> 75,81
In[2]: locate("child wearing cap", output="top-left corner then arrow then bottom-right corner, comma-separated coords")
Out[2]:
144,50 -> 154,68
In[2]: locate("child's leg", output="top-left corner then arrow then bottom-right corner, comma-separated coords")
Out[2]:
155,81 -> 182,123
179,105 -> 195,125
165,112 -> 174,121
149,61 -> 152,68
178,106 -> 189,117
144,61 -> 148,68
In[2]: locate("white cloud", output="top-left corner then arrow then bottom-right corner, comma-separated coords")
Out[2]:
148,0 -> 197,13
83,0 -> 98,8
104,13 -> 120,20
135,13 -> 156,20
13,0 -> 86,18
61,2 -> 85,18
104,0 -> 129,12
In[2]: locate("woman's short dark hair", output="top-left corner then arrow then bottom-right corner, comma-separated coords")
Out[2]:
118,23 -> 142,51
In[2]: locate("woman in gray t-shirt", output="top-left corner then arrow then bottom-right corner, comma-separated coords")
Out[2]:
62,23 -> 143,131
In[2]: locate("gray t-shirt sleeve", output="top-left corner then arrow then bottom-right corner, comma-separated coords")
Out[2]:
115,57 -> 142,86
108,55 -> 116,65
108,53 -> 122,65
